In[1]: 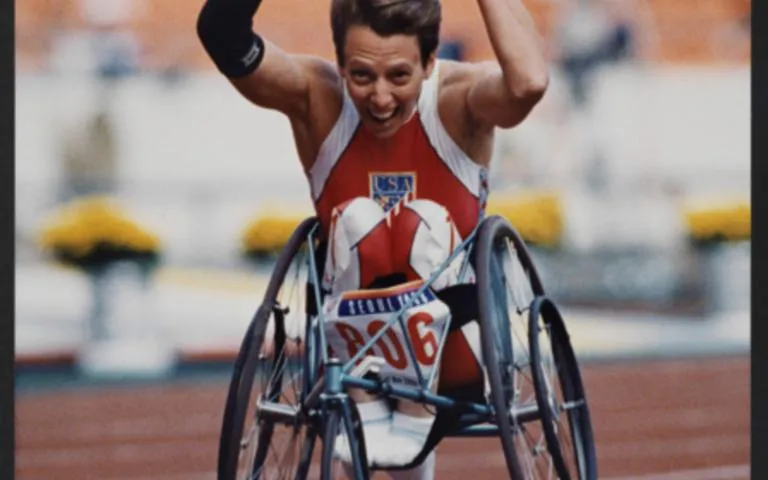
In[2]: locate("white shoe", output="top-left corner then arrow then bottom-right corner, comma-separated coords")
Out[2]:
370,412 -> 435,468
333,400 -> 391,464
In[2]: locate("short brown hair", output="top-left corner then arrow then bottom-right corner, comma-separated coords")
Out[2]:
331,0 -> 441,67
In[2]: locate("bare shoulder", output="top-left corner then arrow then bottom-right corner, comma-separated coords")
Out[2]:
295,55 -> 342,89
437,59 -> 496,93
436,60 -> 498,123
436,60 -> 498,167
297,54 -> 344,133
290,55 -> 346,171
228,47 -> 341,122
289,55 -> 342,119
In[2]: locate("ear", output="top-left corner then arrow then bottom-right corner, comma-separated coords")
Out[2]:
423,52 -> 437,79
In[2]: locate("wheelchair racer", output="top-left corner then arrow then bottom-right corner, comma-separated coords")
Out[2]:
197,0 -> 548,477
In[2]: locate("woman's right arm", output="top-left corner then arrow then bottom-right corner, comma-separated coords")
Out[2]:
196,0 -> 331,120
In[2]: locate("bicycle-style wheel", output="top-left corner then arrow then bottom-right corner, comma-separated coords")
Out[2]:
218,217 -> 320,480
476,215 -> 565,479
529,296 -> 597,480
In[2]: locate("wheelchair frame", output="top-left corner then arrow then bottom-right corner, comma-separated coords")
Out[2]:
218,214 -> 597,480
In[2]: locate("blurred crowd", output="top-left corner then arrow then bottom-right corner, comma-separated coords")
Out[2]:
15,0 -> 751,194
15,0 -> 751,312
15,0 -> 751,233
16,0 -> 750,76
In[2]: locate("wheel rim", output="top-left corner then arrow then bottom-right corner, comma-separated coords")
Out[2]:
529,297 -> 596,480
218,219 -> 321,480
491,237 -> 561,478
478,217 -> 569,480
237,246 -> 315,480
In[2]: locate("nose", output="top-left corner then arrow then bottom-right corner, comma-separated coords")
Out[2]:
370,80 -> 393,110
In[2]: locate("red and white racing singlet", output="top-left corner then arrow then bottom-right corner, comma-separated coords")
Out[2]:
307,60 -> 489,241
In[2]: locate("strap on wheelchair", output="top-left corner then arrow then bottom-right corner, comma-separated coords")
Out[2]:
435,284 -> 479,332
402,284 -> 482,469
305,240 -> 328,317
380,378 -> 486,472
305,231 -> 484,471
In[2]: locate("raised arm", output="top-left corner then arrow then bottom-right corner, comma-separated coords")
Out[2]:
196,0 -> 331,119
466,0 -> 550,129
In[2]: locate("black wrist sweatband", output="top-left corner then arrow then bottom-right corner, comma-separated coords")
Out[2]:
196,0 -> 267,78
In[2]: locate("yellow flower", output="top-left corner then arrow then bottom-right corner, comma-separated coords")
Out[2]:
241,211 -> 309,255
682,199 -> 750,244
487,191 -> 563,248
38,196 -> 161,260
240,192 -> 564,255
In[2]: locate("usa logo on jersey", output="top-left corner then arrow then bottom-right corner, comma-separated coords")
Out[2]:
370,172 -> 416,211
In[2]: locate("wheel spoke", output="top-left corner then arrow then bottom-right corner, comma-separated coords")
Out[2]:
218,219 -> 320,480
528,297 -> 596,480
477,217 -> 595,480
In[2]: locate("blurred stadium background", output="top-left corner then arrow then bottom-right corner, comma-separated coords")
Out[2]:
15,0 -> 751,478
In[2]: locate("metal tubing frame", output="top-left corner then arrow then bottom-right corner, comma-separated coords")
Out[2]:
283,222 -> 540,436
339,224 -> 480,383
248,217 -> 550,480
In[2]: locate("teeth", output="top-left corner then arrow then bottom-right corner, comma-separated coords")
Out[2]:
371,110 -> 395,121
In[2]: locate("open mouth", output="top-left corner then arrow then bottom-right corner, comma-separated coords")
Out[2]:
369,107 -> 400,124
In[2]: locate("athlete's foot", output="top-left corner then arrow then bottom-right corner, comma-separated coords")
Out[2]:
333,399 -> 391,464
368,411 -> 435,468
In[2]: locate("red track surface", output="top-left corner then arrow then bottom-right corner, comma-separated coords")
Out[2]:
16,356 -> 750,479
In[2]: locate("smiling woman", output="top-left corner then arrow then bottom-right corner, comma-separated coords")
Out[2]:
341,25 -> 431,138
331,0 -> 441,137
196,0 -> 549,478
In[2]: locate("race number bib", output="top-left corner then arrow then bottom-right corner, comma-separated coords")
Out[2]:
323,280 -> 451,385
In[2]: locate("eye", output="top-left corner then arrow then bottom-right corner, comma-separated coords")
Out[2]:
350,69 -> 374,83
390,71 -> 411,84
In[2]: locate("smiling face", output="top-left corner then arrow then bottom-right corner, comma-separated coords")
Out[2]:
341,25 -> 435,139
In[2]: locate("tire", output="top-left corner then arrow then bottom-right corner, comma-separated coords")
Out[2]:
477,215 -> 565,478
218,217 -> 319,480
529,296 -> 597,480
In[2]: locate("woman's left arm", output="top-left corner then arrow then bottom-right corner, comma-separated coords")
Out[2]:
466,0 -> 550,129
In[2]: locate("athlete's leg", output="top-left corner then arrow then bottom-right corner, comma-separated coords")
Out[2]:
390,198 -> 485,389
325,197 -> 478,474
381,199 -> 469,470
323,197 -> 399,465
388,199 -> 469,291
322,197 -> 393,296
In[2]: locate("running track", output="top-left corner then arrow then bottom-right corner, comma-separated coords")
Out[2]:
15,356 -> 749,479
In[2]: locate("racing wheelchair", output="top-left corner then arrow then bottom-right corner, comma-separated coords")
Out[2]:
217,214 -> 597,480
